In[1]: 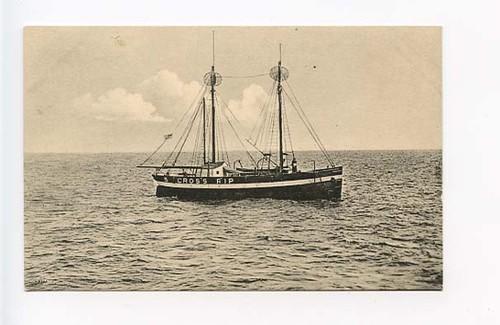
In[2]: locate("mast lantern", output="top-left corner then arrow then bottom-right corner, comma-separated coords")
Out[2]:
203,71 -> 223,86
269,65 -> 289,81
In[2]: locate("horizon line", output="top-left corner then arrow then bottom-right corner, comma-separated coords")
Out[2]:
24,148 -> 443,154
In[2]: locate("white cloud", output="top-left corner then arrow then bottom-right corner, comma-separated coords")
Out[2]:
72,70 -> 267,128
73,70 -> 201,122
137,70 -> 201,118
74,88 -> 167,122
73,69 -> 203,123
226,84 -> 268,124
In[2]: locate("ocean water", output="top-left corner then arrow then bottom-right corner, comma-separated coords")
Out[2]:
24,150 -> 442,290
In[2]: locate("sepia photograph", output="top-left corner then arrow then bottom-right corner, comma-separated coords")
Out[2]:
24,26 -> 442,291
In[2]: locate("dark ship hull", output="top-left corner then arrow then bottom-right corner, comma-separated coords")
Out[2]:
153,167 -> 343,200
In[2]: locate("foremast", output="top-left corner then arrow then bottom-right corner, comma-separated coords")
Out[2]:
210,65 -> 216,164
270,44 -> 289,173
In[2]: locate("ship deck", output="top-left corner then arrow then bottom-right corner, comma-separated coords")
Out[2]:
152,166 -> 343,200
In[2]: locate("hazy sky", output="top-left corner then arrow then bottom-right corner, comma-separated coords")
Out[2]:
24,26 -> 441,153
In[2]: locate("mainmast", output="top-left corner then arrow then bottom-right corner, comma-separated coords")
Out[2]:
277,45 -> 284,172
203,31 -> 222,164
202,97 -> 207,164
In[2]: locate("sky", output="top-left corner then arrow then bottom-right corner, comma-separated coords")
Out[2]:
24,26 -> 441,153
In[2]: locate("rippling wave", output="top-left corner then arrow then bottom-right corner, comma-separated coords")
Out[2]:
24,150 -> 442,290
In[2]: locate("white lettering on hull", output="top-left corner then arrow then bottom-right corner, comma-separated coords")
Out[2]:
176,177 -> 209,184
156,176 -> 340,190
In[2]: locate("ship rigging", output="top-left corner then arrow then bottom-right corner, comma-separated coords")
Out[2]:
137,34 -> 343,200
